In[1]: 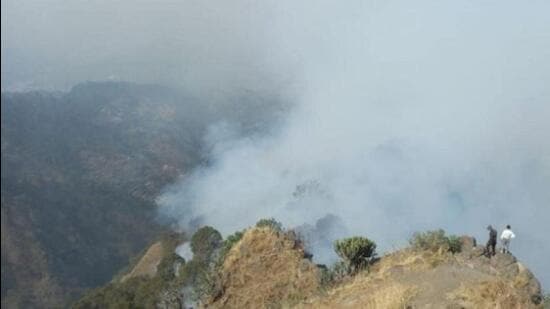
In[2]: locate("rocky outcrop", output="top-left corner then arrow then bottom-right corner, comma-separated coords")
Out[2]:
208,233 -> 543,308
454,236 -> 543,307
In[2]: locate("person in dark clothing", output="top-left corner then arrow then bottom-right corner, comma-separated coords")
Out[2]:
486,225 -> 497,257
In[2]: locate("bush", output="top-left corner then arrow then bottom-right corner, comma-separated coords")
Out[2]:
194,266 -> 222,301
179,259 -> 205,285
447,235 -> 462,254
191,226 -> 223,261
334,237 -> 376,273
256,218 -> 283,232
318,261 -> 349,288
218,230 -> 245,265
74,277 -> 165,309
318,266 -> 332,287
409,229 -> 462,253
157,252 -> 184,282
75,232 -> 193,308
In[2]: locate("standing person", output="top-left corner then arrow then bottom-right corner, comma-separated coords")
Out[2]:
486,225 -> 497,257
501,225 -> 516,254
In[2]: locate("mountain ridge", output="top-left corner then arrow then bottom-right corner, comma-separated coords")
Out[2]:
1,81 -> 285,307
76,224 -> 545,308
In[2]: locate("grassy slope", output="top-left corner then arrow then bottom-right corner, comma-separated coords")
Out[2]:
210,229 -> 543,308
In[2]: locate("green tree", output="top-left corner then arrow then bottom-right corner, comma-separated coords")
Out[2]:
191,226 -> 223,262
334,237 -> 376,273
218,230 -> 245,265
255,218 -> 283,232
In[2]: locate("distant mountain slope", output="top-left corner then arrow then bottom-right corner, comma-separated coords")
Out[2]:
1,82 -> 285,307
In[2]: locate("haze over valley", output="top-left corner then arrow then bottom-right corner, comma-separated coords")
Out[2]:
2,0 -> 549,307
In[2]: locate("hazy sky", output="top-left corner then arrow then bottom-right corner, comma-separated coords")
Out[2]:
1,0 -> 289,92
3,0 -> 550,288
152,0 -> 549,286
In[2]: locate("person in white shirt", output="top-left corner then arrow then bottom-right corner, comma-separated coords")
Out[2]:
500,225 -> 515,254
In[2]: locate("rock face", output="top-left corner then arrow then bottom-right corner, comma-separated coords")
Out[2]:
452,236 -> 543,308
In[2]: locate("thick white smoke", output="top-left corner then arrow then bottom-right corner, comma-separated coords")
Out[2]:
158,0 -> 550,287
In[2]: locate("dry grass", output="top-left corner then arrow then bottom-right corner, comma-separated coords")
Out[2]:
205,233 -> 541,309
120,241 -> 163,282
207,228 -> 320,309
298,276 -> 416,309
513,272 -> 532,290
370,247 -> 452,276
513,263 -> 535,290
363,284 -> 418,309
447,280 -> 541,309
297,248 -> 424,309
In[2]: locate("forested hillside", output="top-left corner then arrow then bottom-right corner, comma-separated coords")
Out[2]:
1,81 -> 284,307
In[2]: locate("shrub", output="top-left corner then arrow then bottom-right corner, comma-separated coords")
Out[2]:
331,261 -> 350,280
218,230 -> 245,265
157,252 -> 184,282
334,237 -> 376,273
191,226 -> 223,261
318,266 -> 333,287
74,277 -> 165,308
194,266 -> 222,301
318,261 -> 350,287
447,235 -> 462,254
75,233 -> 190,308
409,229 -> 462,253
256,218 -> 283,232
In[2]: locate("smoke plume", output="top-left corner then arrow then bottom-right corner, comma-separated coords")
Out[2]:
152,1 -> 549,286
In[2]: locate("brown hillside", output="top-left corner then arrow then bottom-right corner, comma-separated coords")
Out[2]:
207,233 -> 543,309
207,227 -> 320,308
120,241 -> 164,282
301,245 -> 541,308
